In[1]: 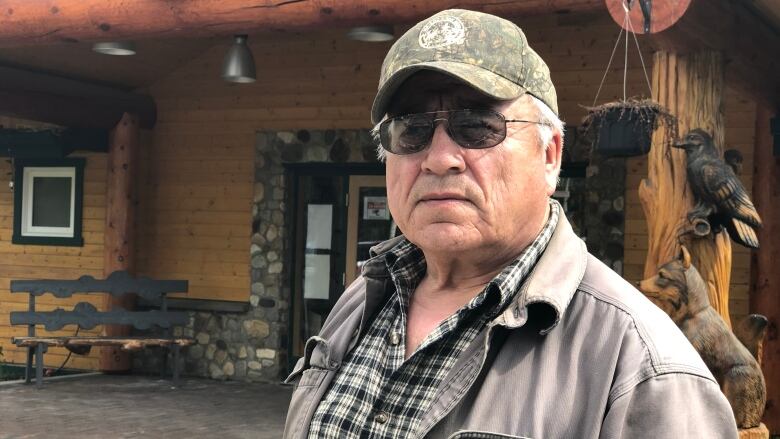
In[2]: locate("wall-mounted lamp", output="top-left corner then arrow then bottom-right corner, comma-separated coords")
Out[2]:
221,35 -> 256,83
347,26 -> 395,42
92,41 -> 136,56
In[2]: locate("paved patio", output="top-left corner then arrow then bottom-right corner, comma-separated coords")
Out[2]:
0,373 -> 293,438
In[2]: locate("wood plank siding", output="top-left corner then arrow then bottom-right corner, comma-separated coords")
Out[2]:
0,116 -> 104,369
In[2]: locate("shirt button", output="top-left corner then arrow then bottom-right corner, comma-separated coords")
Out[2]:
375,412 -> 389,424
388,331 -> 400,346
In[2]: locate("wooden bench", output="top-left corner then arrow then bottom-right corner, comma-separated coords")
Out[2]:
9,271 -> 195,387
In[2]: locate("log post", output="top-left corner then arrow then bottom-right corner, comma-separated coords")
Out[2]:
639,51 -> 732,325
751,105 -> 779,434
100,112 -> 139,372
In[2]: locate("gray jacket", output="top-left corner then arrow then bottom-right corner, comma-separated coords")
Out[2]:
284,215 -> 738,438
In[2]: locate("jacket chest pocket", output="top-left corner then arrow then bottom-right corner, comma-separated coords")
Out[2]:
285,336 -> 334,390
446,431 -> 532,439
290,366 -> 328,389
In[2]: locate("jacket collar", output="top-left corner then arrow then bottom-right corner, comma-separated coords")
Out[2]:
495,213 -> 587,333
362,212 -> 587,335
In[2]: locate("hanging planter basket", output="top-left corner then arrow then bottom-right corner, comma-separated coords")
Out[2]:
582,99 -> 676,158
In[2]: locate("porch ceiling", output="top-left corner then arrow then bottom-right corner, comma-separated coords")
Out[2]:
0,1 -> 776,104
0,37 -> 216,91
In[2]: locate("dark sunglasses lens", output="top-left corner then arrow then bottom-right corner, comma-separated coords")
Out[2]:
381,114 -> 433,154
449,110 -> 506,148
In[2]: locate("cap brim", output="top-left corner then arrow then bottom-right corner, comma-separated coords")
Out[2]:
371,61 -> 526,124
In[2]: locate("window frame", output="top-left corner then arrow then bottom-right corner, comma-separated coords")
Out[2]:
12,158 -> 85,246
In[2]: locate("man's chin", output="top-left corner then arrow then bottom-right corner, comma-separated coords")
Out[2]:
406,223 -> 483,253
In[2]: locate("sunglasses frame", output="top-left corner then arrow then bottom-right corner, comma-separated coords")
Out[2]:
378,109 -> 551,155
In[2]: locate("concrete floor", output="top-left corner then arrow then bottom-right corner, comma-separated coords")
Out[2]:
0,373 -> 293,438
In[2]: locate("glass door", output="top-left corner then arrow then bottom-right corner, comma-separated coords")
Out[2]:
290,174 -> 346,358
287,166 -> 385,362
345,175 -> 395,286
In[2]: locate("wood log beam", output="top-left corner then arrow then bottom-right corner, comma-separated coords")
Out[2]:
0,65 -> 156,129
640,51 -> 732,324
13,337 -> 195,350
0,0 -> 602,46
653,0 -> 780,109
100,112 -> 139,372
751,105 -> 780,434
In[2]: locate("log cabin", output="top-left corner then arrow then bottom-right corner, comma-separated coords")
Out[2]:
0,0 -> 777,433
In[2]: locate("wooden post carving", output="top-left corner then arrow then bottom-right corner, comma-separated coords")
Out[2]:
639,51 -> 732,326
100,112 -> 139,372
750,105 -> 779,433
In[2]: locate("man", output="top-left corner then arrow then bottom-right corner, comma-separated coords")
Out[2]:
284,9 -> 738,439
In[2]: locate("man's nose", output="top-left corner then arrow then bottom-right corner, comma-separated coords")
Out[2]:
420,123 -> 466,175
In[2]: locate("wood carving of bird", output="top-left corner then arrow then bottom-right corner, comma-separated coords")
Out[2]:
724,149 -> 743,175
673,129 -> 762,249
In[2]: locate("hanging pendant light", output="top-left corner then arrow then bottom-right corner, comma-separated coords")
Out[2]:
347,26 -> 394,42
221,35 -> 256,83
92,41 -> 136,56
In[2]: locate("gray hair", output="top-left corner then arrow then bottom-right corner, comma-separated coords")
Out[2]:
530,94 -> 565,151
371,94 -> 564,162
371,123 -> 385,162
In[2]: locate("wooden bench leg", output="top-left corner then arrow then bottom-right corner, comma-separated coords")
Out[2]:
35,344 -> 44,388
172,344 -> 181,387
25,346 -> 34,384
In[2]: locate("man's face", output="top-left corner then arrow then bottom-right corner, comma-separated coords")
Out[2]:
384,71 -> 562,258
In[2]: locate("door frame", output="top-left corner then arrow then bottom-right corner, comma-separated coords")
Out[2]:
344,175 -> 388,286
283,162 -> 384,372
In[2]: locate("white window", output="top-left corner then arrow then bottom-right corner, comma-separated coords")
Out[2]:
13,159 -> 84,246
21,166 -> 76,238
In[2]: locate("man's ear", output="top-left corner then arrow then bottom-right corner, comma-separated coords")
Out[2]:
544,131 -> 563,195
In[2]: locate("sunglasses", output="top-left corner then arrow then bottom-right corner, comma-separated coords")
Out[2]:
378,109 -> 550,155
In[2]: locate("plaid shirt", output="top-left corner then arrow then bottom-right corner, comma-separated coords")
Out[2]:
308,201 -> 561,439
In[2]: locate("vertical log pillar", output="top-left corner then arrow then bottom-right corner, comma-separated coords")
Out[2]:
751,106 -> 779,433
639,51 -> 732,325
100,112 -> 139,372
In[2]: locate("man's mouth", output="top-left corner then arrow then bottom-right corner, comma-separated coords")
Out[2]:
418,193 -> 471,206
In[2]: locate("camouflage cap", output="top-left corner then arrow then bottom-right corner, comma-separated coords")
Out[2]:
371,9 -> 558,124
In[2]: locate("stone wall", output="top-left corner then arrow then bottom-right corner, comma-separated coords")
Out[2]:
584,157 -> 627,274
564,126 -> 627,274
133,129 -> 375,382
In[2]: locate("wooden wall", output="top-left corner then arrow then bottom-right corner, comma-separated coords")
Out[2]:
623,89 -> 757,323
0,116 -> 104,369
136,9 -> 652,304
135,31 -> 391,302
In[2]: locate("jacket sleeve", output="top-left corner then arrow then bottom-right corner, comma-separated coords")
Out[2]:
599,373 -> 738,439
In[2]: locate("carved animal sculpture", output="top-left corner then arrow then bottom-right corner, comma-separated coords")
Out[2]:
733,314 -> 769,362
724,149 -> 743,175
672,129 -> 762,249
638,246 -> 766,428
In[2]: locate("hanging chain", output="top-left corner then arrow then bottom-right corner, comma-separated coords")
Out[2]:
592,23 -> 624,106
625,6 -> 654,97
623,10 -> 629,101
592,0 -> 654,105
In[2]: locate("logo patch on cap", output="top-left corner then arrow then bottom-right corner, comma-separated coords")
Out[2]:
418,16 -> 466,49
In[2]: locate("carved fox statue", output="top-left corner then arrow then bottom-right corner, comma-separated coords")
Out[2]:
638,246 -> 767,428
